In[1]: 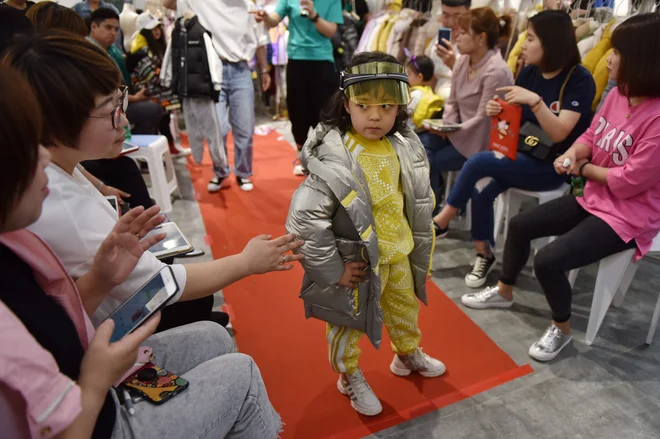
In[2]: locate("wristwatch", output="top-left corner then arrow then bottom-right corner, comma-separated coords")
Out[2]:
310,11 -> 320,22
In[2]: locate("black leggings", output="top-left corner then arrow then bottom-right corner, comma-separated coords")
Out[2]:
286,59 -> 338,148
500,194 -> 636,323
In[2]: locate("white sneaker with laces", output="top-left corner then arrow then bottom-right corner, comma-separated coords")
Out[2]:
237,177 -> 254,192
461,285 -> 513,309
390,348 -> 446,378
528,325 -> 572,362
337,368 -> 382,416
207,177 -> 225,193
465,253 -> 496,288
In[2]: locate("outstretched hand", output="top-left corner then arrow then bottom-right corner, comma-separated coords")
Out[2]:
240,233 -> 305,274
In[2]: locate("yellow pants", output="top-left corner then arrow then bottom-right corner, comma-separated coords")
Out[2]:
327,257 -> 421,374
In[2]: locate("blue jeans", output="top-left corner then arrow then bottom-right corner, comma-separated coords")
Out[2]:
217,61 -> 254,178
418,131 -> 467,211
446,151 -> 566,246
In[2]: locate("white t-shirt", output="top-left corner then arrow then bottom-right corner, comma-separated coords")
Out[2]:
28,164 -> 187,325
178,0 -> 269,63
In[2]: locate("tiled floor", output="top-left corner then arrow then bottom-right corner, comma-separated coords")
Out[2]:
164,126 -> 660,439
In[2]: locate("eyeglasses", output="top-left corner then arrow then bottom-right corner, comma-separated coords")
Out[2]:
89,86 -> 129,129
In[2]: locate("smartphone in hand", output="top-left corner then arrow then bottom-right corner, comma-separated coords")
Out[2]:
438,28 -> 452,48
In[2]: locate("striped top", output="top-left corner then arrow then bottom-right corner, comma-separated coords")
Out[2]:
444,49 -> 514,158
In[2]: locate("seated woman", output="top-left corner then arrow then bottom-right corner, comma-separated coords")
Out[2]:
423,7 -> 513,207
20,3 -> 223,329
127,12 -> 181,156
3,32 -> 303,327
461,13 -> 660,362
433,10 -> 596,288
0,64 -> 281,439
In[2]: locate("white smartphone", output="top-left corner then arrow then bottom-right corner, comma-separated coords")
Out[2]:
422,119 -> 461,132
143,222 -> 193,259
105,266 -> 178,342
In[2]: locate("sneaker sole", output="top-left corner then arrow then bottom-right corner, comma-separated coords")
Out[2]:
465,263 -> 496,288
528,337 -> 572,362
390,362 -> 447,378
336,380 -> 383,416
461,296 -> 514,309
239,185 -> 254,192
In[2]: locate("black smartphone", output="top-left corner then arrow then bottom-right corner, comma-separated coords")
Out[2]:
438,28 -> 452,48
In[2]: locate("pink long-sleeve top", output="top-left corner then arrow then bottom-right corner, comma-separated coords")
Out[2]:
443,49 -> 514,158
576,88 -> 660,260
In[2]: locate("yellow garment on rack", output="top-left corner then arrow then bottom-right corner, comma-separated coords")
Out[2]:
378,18 -> 397,53
506,30 -> 526,73
130,33 -> 148,54
582,19 -> 615,73
592,48 -> 612,112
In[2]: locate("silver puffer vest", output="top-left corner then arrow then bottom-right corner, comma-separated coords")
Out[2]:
286,123 -> 435,348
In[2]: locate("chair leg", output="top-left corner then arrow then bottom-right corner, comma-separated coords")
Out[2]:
585,250 -> 636,345
493,194 -> 505,247
646,293 -> 660,345
568,269 -> 579,288
444,171 -> 454,201
612,262 -> 639,308
502,192 -> 522,250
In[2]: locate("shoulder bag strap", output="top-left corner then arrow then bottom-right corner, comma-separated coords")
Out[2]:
558,65 -> 579,112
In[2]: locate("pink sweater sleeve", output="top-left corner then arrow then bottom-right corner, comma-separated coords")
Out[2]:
0,302 -> 81,438
607,130 -> 660,199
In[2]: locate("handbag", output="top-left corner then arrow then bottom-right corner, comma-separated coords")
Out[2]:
517,66 -> 578,161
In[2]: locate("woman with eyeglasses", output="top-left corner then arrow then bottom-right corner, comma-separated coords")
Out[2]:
2,32 -> 301,437
423,7 -> 513,212
0,61 -> 283,438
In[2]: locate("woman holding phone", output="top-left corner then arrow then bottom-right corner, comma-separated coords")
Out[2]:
433,10 -> 595,288
3,32 -> 304,329
422,7 -> 513,211
0,64 -> 281,438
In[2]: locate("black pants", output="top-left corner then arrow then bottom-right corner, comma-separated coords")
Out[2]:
286,59 -> 338,148
158,112 -> 174,146
82,156 -> 154,210
500,194 -> 636,323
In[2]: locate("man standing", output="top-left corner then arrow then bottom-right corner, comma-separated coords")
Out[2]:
72,0 -> 119,19
164,0 -> 271,192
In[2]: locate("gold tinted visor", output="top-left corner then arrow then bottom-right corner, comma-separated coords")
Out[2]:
342,62 -> 411,106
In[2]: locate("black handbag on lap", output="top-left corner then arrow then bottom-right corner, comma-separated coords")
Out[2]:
517,66 -> 577,161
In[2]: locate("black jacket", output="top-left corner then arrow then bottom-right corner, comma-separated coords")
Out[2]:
171,15 -> 219,101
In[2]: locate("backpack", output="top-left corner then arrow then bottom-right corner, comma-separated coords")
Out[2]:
410,85 -> 444,128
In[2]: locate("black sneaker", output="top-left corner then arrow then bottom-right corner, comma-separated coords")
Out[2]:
236,177 -> 254,192
465,253 -> 496,288
433,221 -> 449,238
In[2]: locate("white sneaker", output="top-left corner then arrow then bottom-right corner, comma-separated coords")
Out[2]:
390,348 -> 446,378
236,177 -> 254,192
465,253 -> 496,288
207,177 -> 225,193
528,325 -> 572,362
461,285 -> 513,309
337,368 -> 382,416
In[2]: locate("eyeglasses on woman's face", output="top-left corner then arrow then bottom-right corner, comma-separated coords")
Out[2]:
89,86 -> 129,129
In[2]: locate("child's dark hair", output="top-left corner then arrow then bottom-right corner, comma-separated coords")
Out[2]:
406,55 -> 434,82
321,51 -> 408,135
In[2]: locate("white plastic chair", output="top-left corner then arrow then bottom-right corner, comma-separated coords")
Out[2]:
127,135 -> 179,214
493,184 -> 571,251
569,233 -> 660,346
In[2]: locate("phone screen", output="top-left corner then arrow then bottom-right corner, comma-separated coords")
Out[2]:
108,269 -> 175,342
438,28 -> 452,48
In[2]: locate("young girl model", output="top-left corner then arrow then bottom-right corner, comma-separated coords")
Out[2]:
286,52 -> 445,417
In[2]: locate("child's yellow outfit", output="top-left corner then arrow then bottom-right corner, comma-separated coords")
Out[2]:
327,132 -> 421,374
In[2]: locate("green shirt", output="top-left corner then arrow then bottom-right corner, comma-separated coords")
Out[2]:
274,0 -> 343,63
